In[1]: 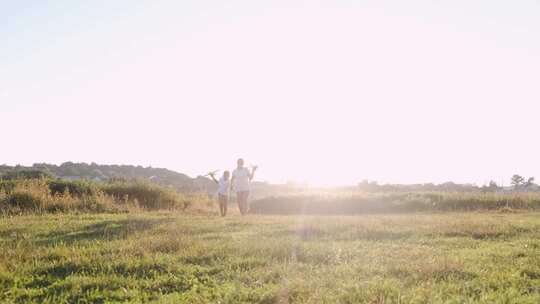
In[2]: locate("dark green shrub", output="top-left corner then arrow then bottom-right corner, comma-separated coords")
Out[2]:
102,181 -> 183,210
7,192 -> 43,211
48,180 -> 96,197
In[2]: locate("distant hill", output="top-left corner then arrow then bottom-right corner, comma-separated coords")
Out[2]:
0,162 -> 216,193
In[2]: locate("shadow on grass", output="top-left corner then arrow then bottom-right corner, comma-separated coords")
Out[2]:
0,227 -> 28,239
37,217 -> 175,246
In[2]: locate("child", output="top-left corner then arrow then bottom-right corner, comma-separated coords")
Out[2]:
209,171 -> 230,216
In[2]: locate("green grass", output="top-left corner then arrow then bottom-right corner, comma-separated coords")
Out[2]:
1,212 -> 539,303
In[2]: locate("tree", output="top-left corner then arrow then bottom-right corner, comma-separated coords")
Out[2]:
511,175 -> 525,190
525,177 -> 535,188
482,180 -> 499,192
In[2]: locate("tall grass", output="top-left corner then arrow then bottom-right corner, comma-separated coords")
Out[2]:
0,179 -> 213,215
0,179 -> 118,215
102,181 -> 212,211
250,191 -> 540,214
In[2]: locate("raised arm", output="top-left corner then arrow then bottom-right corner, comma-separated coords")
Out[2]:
249,166 -> 257,181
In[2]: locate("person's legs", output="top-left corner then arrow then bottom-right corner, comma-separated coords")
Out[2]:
240,195 -> 246,215
218,195 -> 227,216
236,192 -> 243,215
243,191 -> 250,214
237,191 -> 249,215
220,202 -> 225,216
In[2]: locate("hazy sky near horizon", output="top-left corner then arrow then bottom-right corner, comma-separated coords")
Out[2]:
1,1 -> 539,186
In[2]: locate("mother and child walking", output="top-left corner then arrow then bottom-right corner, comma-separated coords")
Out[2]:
208,158 -> 257,216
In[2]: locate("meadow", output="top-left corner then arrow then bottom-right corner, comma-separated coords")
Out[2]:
1,178 -> 540,303
1,211 -> 539,303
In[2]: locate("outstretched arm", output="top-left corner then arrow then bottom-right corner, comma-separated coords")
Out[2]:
249,166 -> 257,181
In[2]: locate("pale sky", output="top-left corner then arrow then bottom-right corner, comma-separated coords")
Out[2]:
1,1 -> 539,186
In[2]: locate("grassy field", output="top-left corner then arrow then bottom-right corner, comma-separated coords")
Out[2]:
1,212 -> 539,303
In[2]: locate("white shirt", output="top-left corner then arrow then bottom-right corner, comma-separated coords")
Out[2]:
217,177 -> 230,196
232,167 -> 251,192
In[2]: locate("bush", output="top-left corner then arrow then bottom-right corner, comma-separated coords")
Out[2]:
102,181 -> 187,210
48,180 -> 97,197
7,192 -> 44,211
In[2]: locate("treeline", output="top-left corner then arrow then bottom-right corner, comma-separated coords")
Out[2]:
357,176 -> 539,193
0,162 -> 215,193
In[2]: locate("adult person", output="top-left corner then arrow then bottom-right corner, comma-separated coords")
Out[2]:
231,158 -> 257,215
